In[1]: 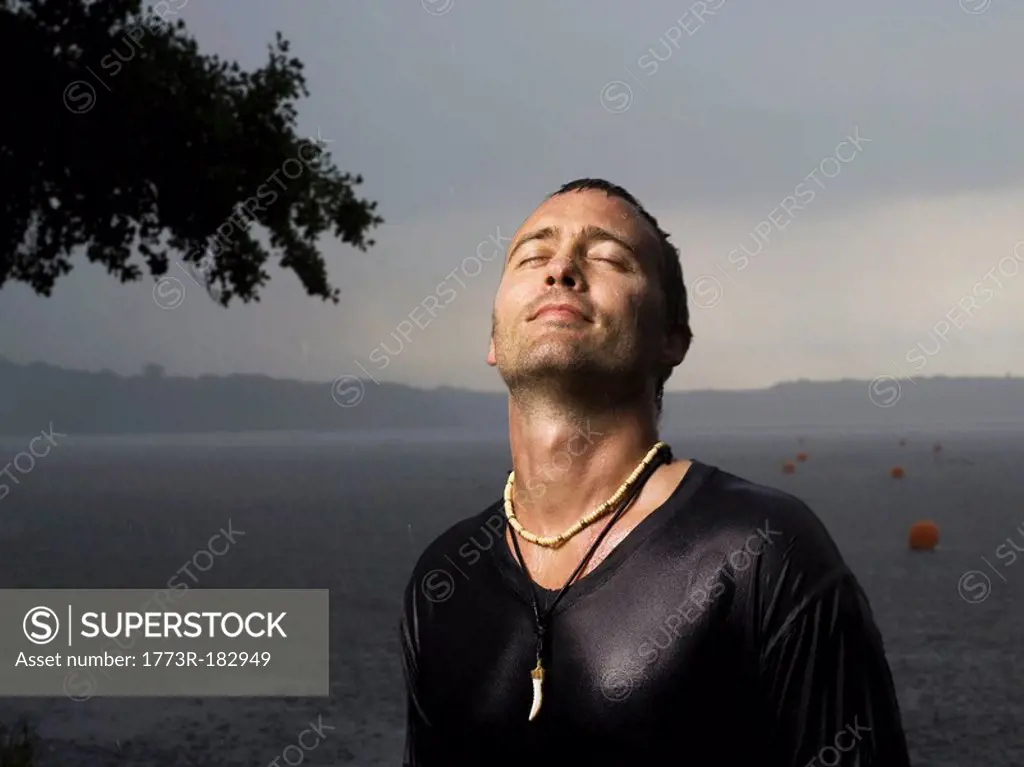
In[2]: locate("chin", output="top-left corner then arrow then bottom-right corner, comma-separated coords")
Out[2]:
524,341 -> 590,368
504,350 -> 607,384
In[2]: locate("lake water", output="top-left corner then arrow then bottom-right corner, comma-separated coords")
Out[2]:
0,430 -> 1021,765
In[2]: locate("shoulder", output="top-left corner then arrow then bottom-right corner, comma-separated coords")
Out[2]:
693,464 -> 872,644
401,501 -> 506,606
408,502 -> 506,575
694,463 -> 849,581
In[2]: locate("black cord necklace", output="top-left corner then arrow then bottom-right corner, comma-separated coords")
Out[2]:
506,443 -> 672,721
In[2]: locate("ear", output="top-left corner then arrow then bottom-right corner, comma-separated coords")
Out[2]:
661,326 -> 690,370
487,335 -> 497,367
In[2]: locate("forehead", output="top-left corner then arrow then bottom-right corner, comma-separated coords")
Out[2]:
513,190 -> 661,252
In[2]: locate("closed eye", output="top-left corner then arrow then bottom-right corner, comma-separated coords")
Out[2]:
590,255 -> 631,271
516,255 -> 547,267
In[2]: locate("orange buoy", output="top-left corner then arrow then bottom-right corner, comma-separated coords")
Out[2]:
782,461 -> 796,474
908,520 -> 939,551
890,465 -> 905,479
795,452 -> 808,462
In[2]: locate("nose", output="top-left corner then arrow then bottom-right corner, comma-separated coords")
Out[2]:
544,255 -> 582,289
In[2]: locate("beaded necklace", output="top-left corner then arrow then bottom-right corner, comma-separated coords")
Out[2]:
504,442 -> 671,721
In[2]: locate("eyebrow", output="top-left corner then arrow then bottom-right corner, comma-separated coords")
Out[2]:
507,225 -> 638,263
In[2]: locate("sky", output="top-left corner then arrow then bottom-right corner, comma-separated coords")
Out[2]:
2,0 -> 1023,392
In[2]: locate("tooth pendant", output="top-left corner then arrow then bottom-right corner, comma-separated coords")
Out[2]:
528,659 -> 544,721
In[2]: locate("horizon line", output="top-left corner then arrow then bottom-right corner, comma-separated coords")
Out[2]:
0,356 -> 1019,395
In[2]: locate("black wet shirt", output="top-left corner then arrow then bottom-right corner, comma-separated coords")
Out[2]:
400,461 -> 911,766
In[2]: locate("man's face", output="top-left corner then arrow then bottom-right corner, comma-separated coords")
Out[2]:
488,189 -> 678,395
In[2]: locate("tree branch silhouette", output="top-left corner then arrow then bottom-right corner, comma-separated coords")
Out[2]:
0,0 -> 382,305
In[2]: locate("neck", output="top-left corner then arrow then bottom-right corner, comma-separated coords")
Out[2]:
506,393 -> 662,536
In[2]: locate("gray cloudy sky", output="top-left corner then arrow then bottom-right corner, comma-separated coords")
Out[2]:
2,0 -> 1023,391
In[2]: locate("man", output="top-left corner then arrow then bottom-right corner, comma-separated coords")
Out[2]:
400,179 -> 911,765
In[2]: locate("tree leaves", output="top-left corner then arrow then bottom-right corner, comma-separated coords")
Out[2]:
0,0 -> 382,305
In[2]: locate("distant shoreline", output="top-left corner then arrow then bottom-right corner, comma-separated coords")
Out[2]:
2,423 -> 1023,441
1,357 -> 1022,437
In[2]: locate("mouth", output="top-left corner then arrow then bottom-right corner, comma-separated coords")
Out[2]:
531,303 -> 590,322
